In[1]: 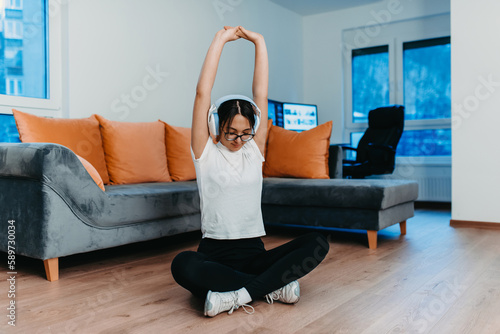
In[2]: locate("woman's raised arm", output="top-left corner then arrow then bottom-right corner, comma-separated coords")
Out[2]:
191,26 -> 241,159
237,27 -> 269,156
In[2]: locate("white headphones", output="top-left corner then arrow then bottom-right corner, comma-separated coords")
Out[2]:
208,94 -> 261,137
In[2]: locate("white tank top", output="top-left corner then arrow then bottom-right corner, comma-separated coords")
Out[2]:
191,137 -> 266,240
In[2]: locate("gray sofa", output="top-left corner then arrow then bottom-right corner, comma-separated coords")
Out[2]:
0,143 -> 417,281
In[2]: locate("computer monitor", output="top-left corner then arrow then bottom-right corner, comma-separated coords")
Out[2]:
282,102 -> 318,132
267,99 -> 284,127
0,114 -> 21,143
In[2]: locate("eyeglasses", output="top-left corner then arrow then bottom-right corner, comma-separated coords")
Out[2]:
224,132 -> 255,142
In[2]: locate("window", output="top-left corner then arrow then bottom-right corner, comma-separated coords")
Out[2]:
352,46 -> 389,123
350,128 -> 451,157
403,37 -> 451,121
397,129 -> 451,156
0,114 -> 21,143
343,15 -> 451,161
1,0 -> 48,99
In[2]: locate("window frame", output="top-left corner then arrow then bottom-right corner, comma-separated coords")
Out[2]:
0,0 -> 62,114
342,14 -> 451,165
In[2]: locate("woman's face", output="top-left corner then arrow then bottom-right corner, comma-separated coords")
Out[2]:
219,114 -> 252,152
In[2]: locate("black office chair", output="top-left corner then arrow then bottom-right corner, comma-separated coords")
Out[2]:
342,105 -> 404,179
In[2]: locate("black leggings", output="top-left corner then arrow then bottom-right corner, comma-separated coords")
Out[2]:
170,232 -> 329,299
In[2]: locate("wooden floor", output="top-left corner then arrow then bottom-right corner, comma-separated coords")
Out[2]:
2,205 -> 500,334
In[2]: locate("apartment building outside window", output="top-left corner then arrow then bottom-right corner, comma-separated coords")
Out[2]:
0,0 -> 48,99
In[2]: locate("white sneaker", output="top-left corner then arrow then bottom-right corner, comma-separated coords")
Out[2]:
265,280 -> 300,304
204,290 -> 255,317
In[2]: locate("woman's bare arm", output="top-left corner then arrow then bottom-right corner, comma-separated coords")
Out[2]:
191,26 -> 241,159
237,27 -> 269,157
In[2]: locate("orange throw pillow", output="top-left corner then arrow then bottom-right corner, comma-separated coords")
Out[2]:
263,121 -> 332,179
12,109 -> 109,184
160,121 -> 196,181
95,115 -> 172,184
76,155 -> 105,191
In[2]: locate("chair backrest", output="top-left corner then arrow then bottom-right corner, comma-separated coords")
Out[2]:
356,105 -> 404,163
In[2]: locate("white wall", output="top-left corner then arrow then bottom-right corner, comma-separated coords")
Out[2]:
66,0 -> 497,221
65,0 -> 303,126
302,0 -> 450,143
451,0 -> 500,223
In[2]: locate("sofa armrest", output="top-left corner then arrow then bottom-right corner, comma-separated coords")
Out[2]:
0,142 -> 108,223
0,142 -> 103,190
0,142 -> 112,259
328,145 -> 343,179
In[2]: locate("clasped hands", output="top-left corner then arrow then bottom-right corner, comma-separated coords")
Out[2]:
217,25 -> 263,44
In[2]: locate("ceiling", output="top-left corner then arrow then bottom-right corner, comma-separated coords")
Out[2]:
268,0 -> 384,16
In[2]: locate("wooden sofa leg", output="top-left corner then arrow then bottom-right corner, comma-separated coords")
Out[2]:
367,230 -> 378,249
43,258 -> 59,281
400,221 -> 407,235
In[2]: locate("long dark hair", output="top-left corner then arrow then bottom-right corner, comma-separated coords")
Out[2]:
217,99 -> 256,135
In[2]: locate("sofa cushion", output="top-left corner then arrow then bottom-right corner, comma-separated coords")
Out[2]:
262,202 -> 414,231
12,109 -> 110,184
100,181 -> 200,227
96,115 -> 172,184
262,178 -> 418,210
160,121 -> 196,181
263,121 -> 332,179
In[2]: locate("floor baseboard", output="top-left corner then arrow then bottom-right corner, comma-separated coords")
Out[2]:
450,219 -> 500,229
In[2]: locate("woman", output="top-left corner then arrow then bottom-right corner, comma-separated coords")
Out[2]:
171,26 -> 329,317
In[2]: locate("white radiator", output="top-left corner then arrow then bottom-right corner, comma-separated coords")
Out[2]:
367,164 -> 452,202
412,176 -> 451,202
